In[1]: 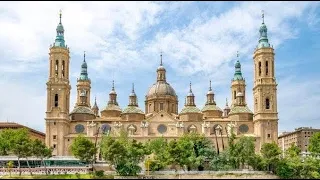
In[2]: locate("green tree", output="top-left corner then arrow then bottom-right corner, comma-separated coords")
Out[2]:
0,129 -> 15,155
234,136 -> 255,169
285,143 -> 301,158
70,135 -> 97,169
7,161 -> 14,177
100,129 -> 146,176
308,132 -> 320,156
10,128 -> 33,176
260,142 -> 281,172
32,139 -> 52,175
145,137 -> 170,171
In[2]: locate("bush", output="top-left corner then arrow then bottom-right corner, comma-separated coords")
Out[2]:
95,170 -> 105,177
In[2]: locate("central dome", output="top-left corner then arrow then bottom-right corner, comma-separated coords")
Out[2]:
146,81 -> 177,97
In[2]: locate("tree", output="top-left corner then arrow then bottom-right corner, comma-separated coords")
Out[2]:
7,161 -> 14,177
145,137 -> 170,171
0,129 -> 15,155
260,142 -> 281,172
10,128 -> 33,176
308,132 -> 320,156
285,143 -> 301,158
234,136 -> 255,169
100,129 -> 146,176
70,135 -> 97,169
32,139 -> 52,175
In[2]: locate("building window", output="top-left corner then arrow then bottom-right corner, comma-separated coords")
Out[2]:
234,91 -> 236,99
53,144 -> 56,149
54,94 -> 59,107
53,122 -> 56,125
258,61 -> 262,76
149,104 -> 151,112
55,60 -> 59,76
53,135 -> 57,140
267,134 -> 271,138
160,103 -> 164,111
266,98 -> 270,109
62,60 -> 65,78
68,139 -> 70,142
266,61 -> 269,76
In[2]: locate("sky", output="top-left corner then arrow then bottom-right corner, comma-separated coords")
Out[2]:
0,1 -> 319,134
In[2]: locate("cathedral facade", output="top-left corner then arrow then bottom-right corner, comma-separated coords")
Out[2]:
45,12 -> 278,156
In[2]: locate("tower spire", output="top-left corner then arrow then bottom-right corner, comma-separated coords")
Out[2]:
226,98 -> 228,106
59,9 -> 62,24
83,51 -> 86,62
258,10 -> 270,48
189,81 -> 192,93
160,51 -> 163,66
233,51 -> 243,81
262,10 -> 264,24
112,80 -> 115,91
209,80 -> 212,91
132,83 -> 135,93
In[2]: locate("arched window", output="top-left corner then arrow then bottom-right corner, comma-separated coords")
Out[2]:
255,98 -> 258,109
55,60 -> 59,76
266,98 -> 270,109
62,60 -> 65,78
234,91 -> 236,100
54,94 -> 59,107
172,104 -> 174,113
266,61 -> 269,76
258,62 -> 261,76
160,103 -> 164,111
149,104 -> 152,112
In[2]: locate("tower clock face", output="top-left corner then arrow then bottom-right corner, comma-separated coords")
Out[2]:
75,124 -> 85,133
239,124 -> 249,133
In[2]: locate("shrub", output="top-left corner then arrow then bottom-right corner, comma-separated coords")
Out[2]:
95,170 -> 105,177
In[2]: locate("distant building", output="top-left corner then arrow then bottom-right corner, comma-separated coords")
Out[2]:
0,122 -> 45,143
278,127 -> 320,155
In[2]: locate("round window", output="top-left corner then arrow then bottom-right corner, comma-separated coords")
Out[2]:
75,124 -> 84,133
239,124 -> 249,133
157,124 -> 167,134
101,124 -> 111,134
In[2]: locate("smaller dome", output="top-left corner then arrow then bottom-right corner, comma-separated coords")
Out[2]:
180,106 -> 201,114
207,90 -> 214,95
187,92 -> 194,96
104,104 -> 122,112
70,106 -> 95,115
129,92 -> 136,97
235,60 -> 241,68
56,23 -> 64,32
122,106 -> 144,114
81,61 -> 87,68
109,90 -> 117,95
201,104 -> 223,112
157,66 -> 165,71
236,92 -> 244,97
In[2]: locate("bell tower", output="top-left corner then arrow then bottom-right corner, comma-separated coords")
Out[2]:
45,10 -> 71,156
231,52 -> 246,107
253,11 -> 278,149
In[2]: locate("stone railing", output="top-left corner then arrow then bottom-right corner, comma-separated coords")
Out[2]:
0,167 -> 90,176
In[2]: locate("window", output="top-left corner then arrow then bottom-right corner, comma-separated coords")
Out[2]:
266,61 -> 269,76
258,61 -> 262,76
267,134 -> 271,138
234,91 -> 236,99
55,60 -> 59,76
68,139 -> 70,142
53,144 -> 56,149
54,94 -> 59,107
160,103 -> 164,111
53,122 -> 56,125
172,104 -> 174,113
149,104 -> 152,112
53,135 -> 57,140
62,60 -> 65,78
266,98 -> 270,109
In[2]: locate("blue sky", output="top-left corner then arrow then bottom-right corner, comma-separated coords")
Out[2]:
0,1 -> 319,134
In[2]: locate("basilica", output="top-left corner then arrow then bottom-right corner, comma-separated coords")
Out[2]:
45,12 -> 279,156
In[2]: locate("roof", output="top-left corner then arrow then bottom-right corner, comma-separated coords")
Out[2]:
229,105 -> 253,115
122,106 -> 144,114
0,122 -> 45,137
201,104 -> 223,112
180,106 -> 201,114
103,104 -> 122,112
70,106 -> 95,115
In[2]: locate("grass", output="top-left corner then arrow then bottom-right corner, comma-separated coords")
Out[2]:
1,174 -> 114,179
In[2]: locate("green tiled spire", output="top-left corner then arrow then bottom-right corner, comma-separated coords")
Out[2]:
258,10 -> 270,49
79,51 -> 89,80
233,51 -> 244,81
54,10 -> 66,48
